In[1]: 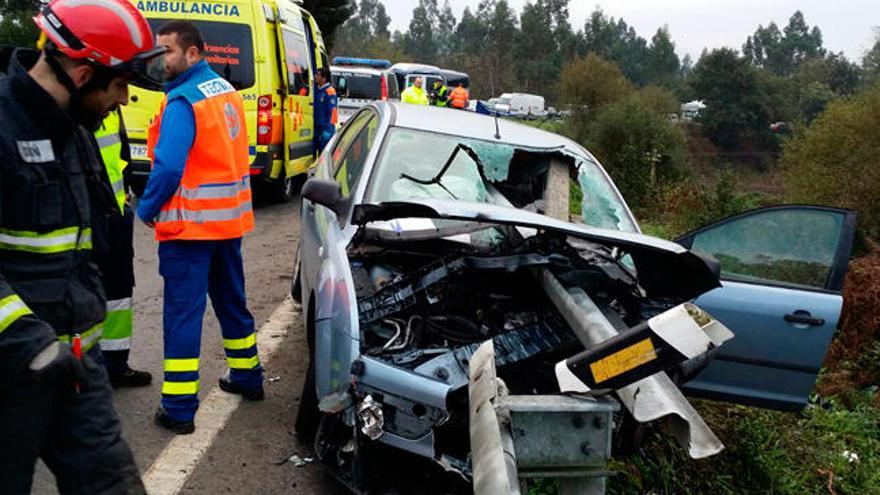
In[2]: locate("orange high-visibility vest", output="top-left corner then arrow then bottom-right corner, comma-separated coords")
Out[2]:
147,76 -> 253,241
450,86 -> 469,109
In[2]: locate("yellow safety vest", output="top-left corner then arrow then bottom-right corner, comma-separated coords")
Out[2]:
401,85 -> 429,105
94,111 -> 127,213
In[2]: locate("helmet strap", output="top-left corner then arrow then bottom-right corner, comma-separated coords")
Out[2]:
43,46 -> 105,131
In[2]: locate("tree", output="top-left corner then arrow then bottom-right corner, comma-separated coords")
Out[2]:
332,0 -> 400,60
513,0 -> 576,97
586,95 -> 686,210
474,0 -> 518,96
0,0 -> 40,47
743,11 -> 824,76
583,9 -> 650,85
404,1 -> 438,64
691,48 -> 771,149
301,0 -> 354,49
864,28 -> 880,83
646,26 -> 680,88
559,53 -> 632,111
783,83 -> 880,239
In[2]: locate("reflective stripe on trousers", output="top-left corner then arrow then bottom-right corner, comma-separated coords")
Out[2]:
100,297 -> 132,351
0,227 -> 92,253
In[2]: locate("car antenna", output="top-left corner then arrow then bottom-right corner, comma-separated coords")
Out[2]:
493,111 -> 501,140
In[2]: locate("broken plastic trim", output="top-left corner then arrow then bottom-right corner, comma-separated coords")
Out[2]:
555,303 -> 734,394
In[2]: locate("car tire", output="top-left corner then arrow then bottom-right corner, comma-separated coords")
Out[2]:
295,358 -> 320,445
269,171 -> 303,204
291,256 -> 302,303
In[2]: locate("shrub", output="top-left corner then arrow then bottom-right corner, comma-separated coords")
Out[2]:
584,97 -> 686,211
782,82 -> 880,240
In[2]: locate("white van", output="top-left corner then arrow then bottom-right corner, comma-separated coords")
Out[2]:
496,92 -> 546,118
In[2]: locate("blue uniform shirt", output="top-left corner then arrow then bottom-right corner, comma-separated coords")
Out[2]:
314,82 -> 337,129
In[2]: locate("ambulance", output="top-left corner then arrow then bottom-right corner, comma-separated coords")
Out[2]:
124,0 -> 328,202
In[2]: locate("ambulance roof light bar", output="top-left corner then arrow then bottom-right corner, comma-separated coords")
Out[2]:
333,57 -> 392,69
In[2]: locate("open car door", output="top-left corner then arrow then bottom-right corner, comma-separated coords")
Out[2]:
676,205 -> 856,411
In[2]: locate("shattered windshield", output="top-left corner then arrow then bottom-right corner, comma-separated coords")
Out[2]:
367,128 -> 637,232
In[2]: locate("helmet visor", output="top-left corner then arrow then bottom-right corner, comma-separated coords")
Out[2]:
124,46 -> 167,91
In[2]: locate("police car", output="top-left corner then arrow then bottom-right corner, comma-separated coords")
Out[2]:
330,57 -> 399,125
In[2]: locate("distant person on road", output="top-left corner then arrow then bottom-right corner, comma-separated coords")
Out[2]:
450,83 -> 469,110
430,80 -> 449,107
314,66 -> 338,153
137,20 -> 263,435
401,76 -> 429,105
0,0 -> 163,491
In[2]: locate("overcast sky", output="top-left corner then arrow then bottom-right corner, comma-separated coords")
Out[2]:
381,0 -> 879,63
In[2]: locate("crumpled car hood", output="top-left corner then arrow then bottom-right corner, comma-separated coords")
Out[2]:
352,199 -> 721,300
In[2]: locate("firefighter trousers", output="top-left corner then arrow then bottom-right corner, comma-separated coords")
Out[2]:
97,205 -> 135,377
158,238 -> 263,422
0,347 -> 144,494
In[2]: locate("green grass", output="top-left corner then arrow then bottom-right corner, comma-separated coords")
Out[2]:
607,391 -> 880,495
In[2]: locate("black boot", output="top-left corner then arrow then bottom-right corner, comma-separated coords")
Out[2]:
110,367 -> 153,388
218,374 -> 264,401
154,407 -> 195,435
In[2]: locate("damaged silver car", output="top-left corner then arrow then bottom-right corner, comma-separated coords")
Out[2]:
291,102 -> 856,492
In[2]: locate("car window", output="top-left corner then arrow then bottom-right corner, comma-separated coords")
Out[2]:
281,28 -> 311,96
330,110 -> 373,175
334,116 -> 379,196
386,74 -> 400,99
689,208 -> 845,289
367,128 -> 637,232
147,19 -> 254,90
333,71 -> 381,99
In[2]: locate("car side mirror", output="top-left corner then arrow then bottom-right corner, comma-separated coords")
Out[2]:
302,179 -> 344,216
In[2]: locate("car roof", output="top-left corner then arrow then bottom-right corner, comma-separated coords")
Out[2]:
330,65 -> 384,76
379,102 -> 583,153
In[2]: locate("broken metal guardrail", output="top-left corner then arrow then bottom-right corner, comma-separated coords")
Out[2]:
539,268 -> 729,459
469,340 -> 619,495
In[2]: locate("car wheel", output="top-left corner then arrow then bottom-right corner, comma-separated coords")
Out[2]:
291,246 -> 302,303
295,358 -> 320,444
270,172 -> 302,204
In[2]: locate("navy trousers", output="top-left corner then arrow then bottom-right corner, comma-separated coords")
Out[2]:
158,238 -> 263,422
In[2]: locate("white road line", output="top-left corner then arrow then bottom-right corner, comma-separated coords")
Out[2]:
143,296 -> 298,495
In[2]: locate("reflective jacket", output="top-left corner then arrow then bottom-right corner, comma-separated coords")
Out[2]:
401,85 -> 428,105
147,63 -> 253,241
432,84 -> 449,107
0,49 -> 108,374
450,86 -> 469,109
95,110 -> 127,213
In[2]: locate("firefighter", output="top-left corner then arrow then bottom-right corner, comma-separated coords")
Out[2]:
313,66 -> 338,153
137,21 -> 263,435
450,83 -> 469,110
401,76 -> 429,105
94,110 -> 152,388
430,80 -> 450,107
0,0 -> 164,492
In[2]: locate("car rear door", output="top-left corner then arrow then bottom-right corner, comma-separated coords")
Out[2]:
676,205 -> 856,411
275,8 -> 315,174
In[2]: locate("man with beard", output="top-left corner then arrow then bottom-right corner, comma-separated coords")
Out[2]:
0,0 -> 164,492
137,21 -> 262,434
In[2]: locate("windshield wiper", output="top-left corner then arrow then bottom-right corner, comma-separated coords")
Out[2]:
399,143 -> 484,200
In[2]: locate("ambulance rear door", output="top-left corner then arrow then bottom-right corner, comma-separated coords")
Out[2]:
275,4 -> 315,176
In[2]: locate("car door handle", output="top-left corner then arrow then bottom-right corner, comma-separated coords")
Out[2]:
784,311 -> 825,326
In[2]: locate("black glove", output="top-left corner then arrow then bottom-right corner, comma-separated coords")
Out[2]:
27,341 -> 91,392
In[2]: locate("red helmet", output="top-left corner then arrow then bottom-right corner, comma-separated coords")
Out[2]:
34,0 -> 165,88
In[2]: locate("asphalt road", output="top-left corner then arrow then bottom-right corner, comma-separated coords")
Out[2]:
33,197 -> 344,494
